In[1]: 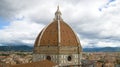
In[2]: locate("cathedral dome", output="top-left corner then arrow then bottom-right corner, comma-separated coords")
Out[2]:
33,6 -> 82,66
34,6 -> 81,47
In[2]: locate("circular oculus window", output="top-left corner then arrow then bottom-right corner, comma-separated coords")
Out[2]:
46,56 -> 51,61
67,56 -> 72,61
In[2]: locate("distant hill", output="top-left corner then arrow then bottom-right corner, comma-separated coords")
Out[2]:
0,45 -> 120,52
0,45 -> 33,52
83,47 -> 120,52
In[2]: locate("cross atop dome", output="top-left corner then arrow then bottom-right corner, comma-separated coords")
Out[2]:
55,5 -> 62,20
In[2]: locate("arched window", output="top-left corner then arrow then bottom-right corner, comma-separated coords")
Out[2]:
46,56 -> 51,61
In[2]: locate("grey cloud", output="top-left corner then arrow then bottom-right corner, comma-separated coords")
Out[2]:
0,0 -> 51,20
1,40 -> 32,46
0,0 -> 120,47
0,0 -> 17,19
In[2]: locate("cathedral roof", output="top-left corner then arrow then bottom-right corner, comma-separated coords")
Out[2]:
10,60 -> 57,67
34,6 -> 81,47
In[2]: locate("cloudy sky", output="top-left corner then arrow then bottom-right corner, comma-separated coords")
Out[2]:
0,0 -> 120,48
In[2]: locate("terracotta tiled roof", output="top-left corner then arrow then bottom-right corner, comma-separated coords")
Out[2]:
9,60 -> 57,67
0,56 -> 6,59
34,20 -> 80,47
0,64 -> 2,67
34,6 -> 81,47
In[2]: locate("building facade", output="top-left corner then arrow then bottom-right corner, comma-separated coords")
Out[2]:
33,6 -> 82,67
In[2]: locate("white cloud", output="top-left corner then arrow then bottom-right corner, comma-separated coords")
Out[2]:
0,0 -> 120,47
96,41 -> 120,47
0,20 -> 44,46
